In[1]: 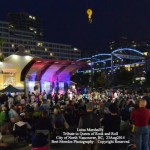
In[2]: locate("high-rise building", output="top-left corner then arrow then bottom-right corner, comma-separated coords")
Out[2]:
7,12 -> 43,40
0,21 -> 81,60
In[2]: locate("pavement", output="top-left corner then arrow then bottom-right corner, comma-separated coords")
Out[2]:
0,135 -> 128,150
0,139 -> 126,150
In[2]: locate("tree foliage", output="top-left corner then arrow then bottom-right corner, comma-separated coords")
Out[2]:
114,68 -> 134,85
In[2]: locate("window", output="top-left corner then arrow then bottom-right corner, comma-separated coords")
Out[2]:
37,42 -> 43,47
11,44 -> 15,48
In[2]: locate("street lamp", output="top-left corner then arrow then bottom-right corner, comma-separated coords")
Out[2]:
144,52 -> 148,81
88,58 -> 94,91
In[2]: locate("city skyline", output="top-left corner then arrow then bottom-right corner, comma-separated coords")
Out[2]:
0,0 -> 150,52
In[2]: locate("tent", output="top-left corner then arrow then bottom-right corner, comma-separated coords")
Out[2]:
0,85 -> 23,93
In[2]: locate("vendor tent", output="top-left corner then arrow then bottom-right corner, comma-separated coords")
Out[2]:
0,85 -> 23,93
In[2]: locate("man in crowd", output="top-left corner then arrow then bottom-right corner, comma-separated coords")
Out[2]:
78,102 -> 100,150
131,99 -> 150,150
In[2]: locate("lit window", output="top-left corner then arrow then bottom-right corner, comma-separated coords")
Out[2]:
45,48 -> 48,52
74,48 -> 78,51
133,44 -> 136,47
25,50 -> 30,54
29,27 -> 34,31
50,53 -> 53,56
144,52 -> 148,56
37,42 -> 43,47
125,65 -> 130,68
12,44 -> 15,48
9,24 -> 14,28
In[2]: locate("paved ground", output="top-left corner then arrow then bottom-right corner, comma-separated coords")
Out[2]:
1,140 -> 128,150
0,135 -> 129,150
14,144 -> 128,150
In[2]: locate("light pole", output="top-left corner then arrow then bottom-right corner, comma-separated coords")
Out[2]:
144,52 -> 148,82
111,53 -> 114,85
88,57 -> 94,91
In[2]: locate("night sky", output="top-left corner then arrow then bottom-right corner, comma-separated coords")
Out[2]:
0,0 -> 150,52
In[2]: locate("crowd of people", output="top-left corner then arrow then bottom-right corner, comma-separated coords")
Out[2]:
0,87 -> 149,150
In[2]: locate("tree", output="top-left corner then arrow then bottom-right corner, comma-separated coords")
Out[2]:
0,39 -> 5,61
71,72 -> 90,87
114,68 -> 134,85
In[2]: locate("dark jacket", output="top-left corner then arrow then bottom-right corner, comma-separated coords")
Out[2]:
78,112 -> 100,129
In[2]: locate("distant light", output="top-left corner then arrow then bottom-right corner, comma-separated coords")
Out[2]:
25,56 -> 31,60
25,50 -> 30,54
37,42 -> 43,47
133,44 -> 136,47
29,82 -> 35,87
12,44 -> 15,48
88,62 -> 92,66
29,15 -> 36,20
29,27 -> 34,31
50,53 -> 53,56
144,52 -> 148,56
125,65 -> 130,67
74,48 -> 78,51
12,55 -> 18,59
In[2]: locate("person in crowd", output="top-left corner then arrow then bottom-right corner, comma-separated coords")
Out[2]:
8,94 -> 14,109
31,92 -> 36,104
78,102 -> 100,150
32,133 -> 51,150
13,114 -> 32,131
101,103 -> 121,150
35,111 -> 53,132
13,114 -> 32,144
0,94 -> 8,104
131,99 -> 150,150
52,105 -> 67,129
42,91 -> 47,103
8,105 -> 19,123
0,106 -> 8,134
